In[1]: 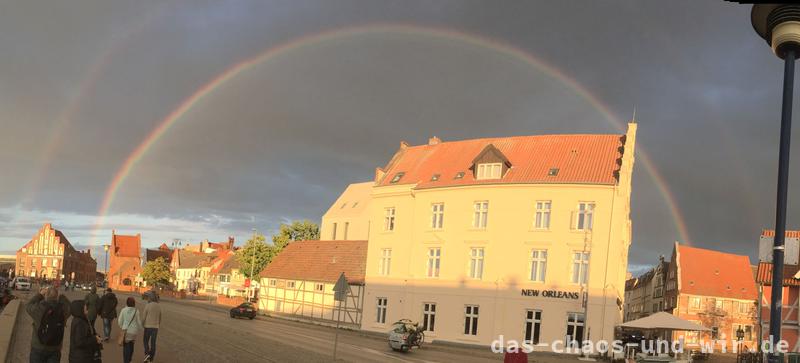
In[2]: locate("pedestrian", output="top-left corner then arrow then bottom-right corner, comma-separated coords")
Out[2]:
68,299 -> 102,363
84,286 -> 100,334
117,297 -> 142,363
97,288 -> 118,342
26,286 -> 70,363
141,292 -> 162,362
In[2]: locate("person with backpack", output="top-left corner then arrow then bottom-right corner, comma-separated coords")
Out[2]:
117,297 -> 142,363
26,286 -> 70,363
141,292 -> 162,362
97,288 -> 117,342
68,299 -> 102,363
84,286 -> 99,334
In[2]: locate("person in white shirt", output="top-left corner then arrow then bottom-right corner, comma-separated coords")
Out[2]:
117,297 -> 143,363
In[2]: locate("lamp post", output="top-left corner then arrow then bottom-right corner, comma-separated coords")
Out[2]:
751,5 -> 800,362
249,228 -> 256,301
102,244 -> 110,286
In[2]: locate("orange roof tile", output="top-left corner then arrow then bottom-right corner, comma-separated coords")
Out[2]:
260,240 -> 368,285
377,133 -> 626,188
677,244 -> 757,300
755,262 -> 800,287
112,233 -> 141,258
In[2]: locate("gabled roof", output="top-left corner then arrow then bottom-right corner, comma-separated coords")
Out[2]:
112,232 -> 141,258
376,133 -> 627,189
676,243 -> 757,300
260,240 -> 368,285
175,250 -> 214,269
755,262 -> 800,287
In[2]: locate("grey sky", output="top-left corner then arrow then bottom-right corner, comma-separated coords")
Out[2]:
0,0 -> 785,272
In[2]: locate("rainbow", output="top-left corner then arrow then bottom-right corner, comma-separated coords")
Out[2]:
91,23 -> 692,245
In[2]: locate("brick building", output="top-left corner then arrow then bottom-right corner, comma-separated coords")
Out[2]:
15,223 -> 97,283
755,229 -> 800,352
664,243 -> 758,350
108,230 -> 141,290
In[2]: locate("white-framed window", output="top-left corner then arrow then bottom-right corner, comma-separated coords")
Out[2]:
476,163 -> 502,180
384,208 -> 396,231
52,259 -> 58,268
376,297 -> 388,324
332,222 -> 338,240
529,249 -> 547,282
738,301 -> 751,315
287,281 -> 296,289
464,305 -> 479,335
379,249 -> 392,276
575,202 -> 595,230
469,248 -> 484,279
689,297 -> 701,310
715,299 -> 724,310
422,303 -> 436,332
571,252 -> 589,285
473,201 -> 488,229
431,203 -> 445,229
315,283 -> 324,292
426,248 -> 441,278
566,312 -> 585,343
534,201 -> 551,229
685,320 -> 701,344
524,310 -> 542,344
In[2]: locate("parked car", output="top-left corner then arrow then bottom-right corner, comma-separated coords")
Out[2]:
12,277 -> 31,291
81,284 -> 92,291
229,302 -> 257,319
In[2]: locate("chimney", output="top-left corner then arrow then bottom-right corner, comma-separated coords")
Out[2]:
428,136 -> 442,145
228,236 -> 234,249
400,141 -> 409,149
375,167 -> 386,183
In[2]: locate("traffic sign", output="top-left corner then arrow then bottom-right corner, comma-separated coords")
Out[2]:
244,278 -> 251,287
333,273 -> 348,302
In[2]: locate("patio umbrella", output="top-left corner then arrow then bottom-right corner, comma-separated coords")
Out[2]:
619,312 -> 710,331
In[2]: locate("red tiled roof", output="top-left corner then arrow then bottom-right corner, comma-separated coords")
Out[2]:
677,244 -> 757,300
377,134 -> 626,188
761,229 -> 800,238
755,262 -> 800,287
260,240 -> 368,285
112,233 -> 141,258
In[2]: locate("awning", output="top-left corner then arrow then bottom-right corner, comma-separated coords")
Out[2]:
619,312 -> 710,331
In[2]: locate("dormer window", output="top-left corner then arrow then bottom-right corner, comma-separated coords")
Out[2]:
476,163 -> 502,180
390,172 -> 405,183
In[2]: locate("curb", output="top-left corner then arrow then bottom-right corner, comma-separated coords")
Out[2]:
0,300 -> 21,363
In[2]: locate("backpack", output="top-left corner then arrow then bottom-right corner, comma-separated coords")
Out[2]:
37,302 -> 65,346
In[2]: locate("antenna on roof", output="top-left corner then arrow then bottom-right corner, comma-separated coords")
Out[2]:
631,106 -> 637,124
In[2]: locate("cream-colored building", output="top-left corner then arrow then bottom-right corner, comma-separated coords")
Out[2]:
362,125 -> 637,349
320,181 -> 372,241
258,240 -> 367,327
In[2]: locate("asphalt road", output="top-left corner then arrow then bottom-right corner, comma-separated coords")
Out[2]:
9,289 -> 521,363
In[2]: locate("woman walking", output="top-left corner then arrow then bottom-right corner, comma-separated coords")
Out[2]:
68,299 -> 102,363
117,297 -> 142,363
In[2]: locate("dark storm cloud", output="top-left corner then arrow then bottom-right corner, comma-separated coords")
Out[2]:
0,0 -> 787,269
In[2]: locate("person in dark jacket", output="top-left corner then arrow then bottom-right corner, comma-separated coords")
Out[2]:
68,299 -> 102,363
26,287 -> 70,363
84,287 -> 99,334
96,288 -> 117,342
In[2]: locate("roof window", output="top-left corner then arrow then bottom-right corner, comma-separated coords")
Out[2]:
390,172 -> 405,183
548,168 -> 559,176
454,172 -> 465,180
431,174 -> 440,181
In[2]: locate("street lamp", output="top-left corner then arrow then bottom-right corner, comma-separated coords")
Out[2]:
103,244 -> 110,286
249,228 -> 256,302
751,5 -> 800,362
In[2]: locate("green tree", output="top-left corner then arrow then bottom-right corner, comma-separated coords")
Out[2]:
141,257 -> 172,286
236,233 -> 274,279
271,220 -> 320,250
